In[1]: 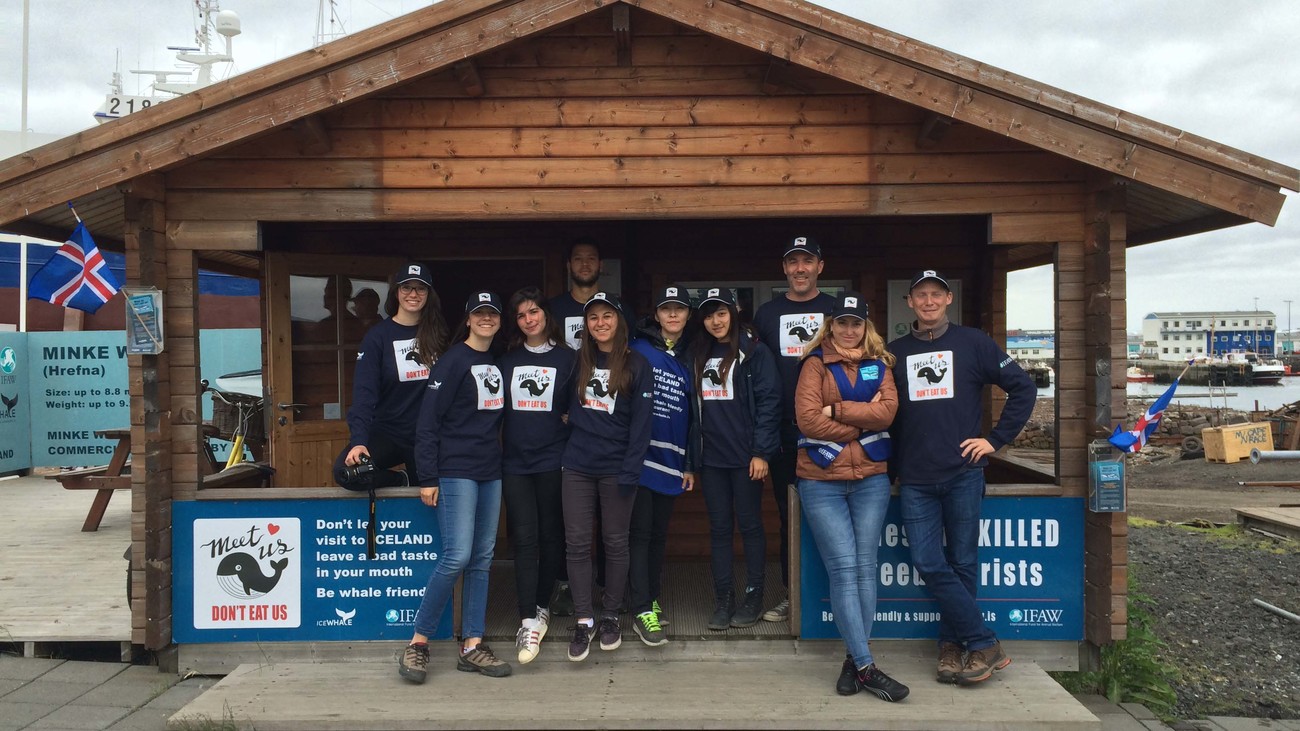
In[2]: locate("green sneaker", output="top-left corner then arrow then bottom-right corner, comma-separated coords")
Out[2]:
633,611 -> 667,647
652,599 -> 670,627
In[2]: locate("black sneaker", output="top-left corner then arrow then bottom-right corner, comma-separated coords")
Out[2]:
730,587 -> 764,628
857,664 -> 910,702
398,642 -> 430,684
551,582 -> 575,617
456,643 -> 512,678
836,655 -> 860,696
707,594 -> 734,631
597,615 -> 622,651
568,622 -> 593,662
652,599 -> 670,627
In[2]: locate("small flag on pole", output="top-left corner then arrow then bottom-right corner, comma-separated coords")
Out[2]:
1109,362 -> 1191,453
27,222 -> 120,314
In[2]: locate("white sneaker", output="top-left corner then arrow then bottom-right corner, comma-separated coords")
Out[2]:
535,606 -> 551,635
762,598 -> 790,622
517,618 -> 543,664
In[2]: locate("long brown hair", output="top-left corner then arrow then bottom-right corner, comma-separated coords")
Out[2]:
384,278 -> 449,367
803,316 -> 895,367
575,302 -> 632,399
689,300 -> 741,394
504,286 -> 564,352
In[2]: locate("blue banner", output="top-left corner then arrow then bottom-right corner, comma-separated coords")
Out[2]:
173,498 -> 451,643
27,331 -> 130,466
799,496 -> 1084,641
0,333 -> 29,472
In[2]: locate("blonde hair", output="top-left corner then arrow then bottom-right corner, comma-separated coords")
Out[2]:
803,316 -> 895,367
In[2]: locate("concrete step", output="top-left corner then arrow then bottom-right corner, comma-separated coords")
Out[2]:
170,641 -> 1100,730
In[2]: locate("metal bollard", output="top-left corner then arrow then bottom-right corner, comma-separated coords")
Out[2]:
1249,449 -> 1300,464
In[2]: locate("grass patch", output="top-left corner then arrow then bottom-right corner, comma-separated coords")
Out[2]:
1050,570 -> 1178,720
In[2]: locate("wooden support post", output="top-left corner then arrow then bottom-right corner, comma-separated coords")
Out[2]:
1082,176 -> 1128,649
123,174 -> 175,652
612,4 -> 631,67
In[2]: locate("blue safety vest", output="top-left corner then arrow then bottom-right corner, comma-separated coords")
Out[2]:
798,355 -> 891,467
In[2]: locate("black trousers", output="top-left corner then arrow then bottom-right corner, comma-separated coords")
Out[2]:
502,470 -> 566,619
627,486 -> 677,615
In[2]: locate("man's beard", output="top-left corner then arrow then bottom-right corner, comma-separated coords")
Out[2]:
572,271 -> 600,287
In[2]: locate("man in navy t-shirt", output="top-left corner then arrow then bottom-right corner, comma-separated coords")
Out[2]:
751,236 -> 836,623
548,238 -> 603,350
887,269 -> 1035,687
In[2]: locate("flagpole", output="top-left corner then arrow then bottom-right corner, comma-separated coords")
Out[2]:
19,235 -> 28,332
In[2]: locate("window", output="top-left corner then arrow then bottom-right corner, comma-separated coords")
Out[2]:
1197,347 -> 1204,353
1162,334 -> 1168,341
1233,321 -> 1239,326
1174,347 -> 1181,353
1220,320 -> 1226,327
1163,321 -> 1170,328
1162,347 -> 1169,354
1175,321 -> 1181,328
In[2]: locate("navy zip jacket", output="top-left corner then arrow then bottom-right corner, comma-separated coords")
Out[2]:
887,323 -> 1036,484
561,348 -> 655,487
497,343 -> 576,475
414,342 -> 505,485
630,323 -> 694,495
689,331 -> 781,470
347,318 -> 431,450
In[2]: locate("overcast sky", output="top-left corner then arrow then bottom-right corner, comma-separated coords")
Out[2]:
2,0 -> 1297,334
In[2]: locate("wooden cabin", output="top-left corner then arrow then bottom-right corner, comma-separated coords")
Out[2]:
1,0 -> 1295,666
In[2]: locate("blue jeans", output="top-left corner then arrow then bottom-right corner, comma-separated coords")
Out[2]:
798,473 -> 891,669
899,468 -> 996,651
413,477 -> 502,641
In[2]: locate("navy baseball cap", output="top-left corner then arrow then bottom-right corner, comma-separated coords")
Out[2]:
465,290 -> 503,314
782,236 -> 822,259
909,269 -> 951,292
830,292 -> 868,320
655,285 -> 692,309
698,286 -> 737,309
396,263 -> 432,287
582,291 -> 624,314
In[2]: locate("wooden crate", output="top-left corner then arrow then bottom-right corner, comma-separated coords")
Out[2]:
1202,422 -> 1274,464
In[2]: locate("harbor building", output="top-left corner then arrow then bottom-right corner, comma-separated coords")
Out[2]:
1141,311 -> 1277,360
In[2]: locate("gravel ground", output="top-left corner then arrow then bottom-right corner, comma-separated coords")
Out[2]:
1128,522 -> 1300,720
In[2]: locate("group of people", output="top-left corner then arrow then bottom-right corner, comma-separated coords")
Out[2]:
334,235 -> 1036,703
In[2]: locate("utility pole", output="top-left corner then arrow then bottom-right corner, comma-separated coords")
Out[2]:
1286,299 -> 1294,355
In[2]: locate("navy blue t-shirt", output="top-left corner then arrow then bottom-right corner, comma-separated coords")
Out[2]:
414,343 -> 504,485
752,292 -> 837,426
561,349 -> 655,486
547,293 -> 588,351
497,343 -> 576,475
347,318 -> 431,449
699,340 -> 753,469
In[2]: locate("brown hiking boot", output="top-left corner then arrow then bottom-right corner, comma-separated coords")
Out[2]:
398,642 -> 430,684
936,642 -> 964,684
457,643 -> 512,678
956,642 -> 1010,685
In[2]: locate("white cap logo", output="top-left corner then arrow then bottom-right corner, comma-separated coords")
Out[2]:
923,269 -> 937,278
666,287 -> 678,297
794,237 -> 807,246
408,265 -> 421,275
592,292 -> 608,302
844,296 -> 858,308
478,292 -> 492,302
708,288 -> 720,297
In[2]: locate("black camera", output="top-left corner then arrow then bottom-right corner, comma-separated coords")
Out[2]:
339,455 -> 376,485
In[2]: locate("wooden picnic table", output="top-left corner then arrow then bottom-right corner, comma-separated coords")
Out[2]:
47,427 -> 131,532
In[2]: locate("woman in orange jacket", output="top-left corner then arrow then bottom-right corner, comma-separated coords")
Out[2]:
794,292 -> 908,703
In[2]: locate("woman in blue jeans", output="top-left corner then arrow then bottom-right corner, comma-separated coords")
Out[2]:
399,291 -> 509,684
793,292 -> 908,702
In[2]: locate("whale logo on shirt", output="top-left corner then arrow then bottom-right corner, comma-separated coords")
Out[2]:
482,371 -> 502,394
703,367 -> 724,385
787,323 -> 819,342
916,366 -> 948,384
405,348 -> 422,363
519,376 -> 551,397
217,552 -> 288,597
587,377 -> 610,397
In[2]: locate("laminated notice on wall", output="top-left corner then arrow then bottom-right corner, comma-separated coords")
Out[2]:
125,288 -> 165,355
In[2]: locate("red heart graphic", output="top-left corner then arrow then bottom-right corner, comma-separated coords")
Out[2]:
267,523 -> 280,535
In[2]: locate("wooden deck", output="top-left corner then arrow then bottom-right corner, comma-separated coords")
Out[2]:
0,475 -> 133,655
1235,506 -> 1300,541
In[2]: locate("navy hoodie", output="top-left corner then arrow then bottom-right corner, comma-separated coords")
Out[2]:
691,332 -> 782,469
497,342 -> 577,475
347,318 -> 431,449
414,342 -> 504,485
561,349 -> 655,486
887,323 -> 1036,484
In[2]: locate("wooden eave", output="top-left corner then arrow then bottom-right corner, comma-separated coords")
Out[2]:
0,0 -> 1294,241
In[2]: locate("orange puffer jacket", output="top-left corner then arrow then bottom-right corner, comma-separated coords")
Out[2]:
793,346 -> 898,482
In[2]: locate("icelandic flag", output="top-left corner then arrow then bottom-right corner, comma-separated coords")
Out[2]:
1108,378 -> 1180,453
27,223 -> 120,313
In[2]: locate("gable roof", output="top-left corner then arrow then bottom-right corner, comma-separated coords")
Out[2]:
1,0 -> 1295,245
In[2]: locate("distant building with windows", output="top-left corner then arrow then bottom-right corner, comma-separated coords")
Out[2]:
1141,311 -> 1277,361
1006,334 -> 1055,362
